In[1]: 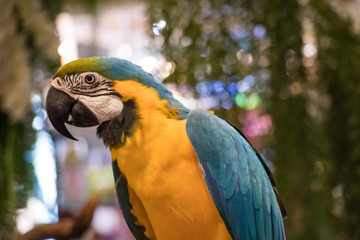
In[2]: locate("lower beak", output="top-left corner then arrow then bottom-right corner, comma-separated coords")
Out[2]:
46,86 -> 99,140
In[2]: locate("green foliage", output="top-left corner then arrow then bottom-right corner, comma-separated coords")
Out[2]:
310,1 -> 360,239
0,113 -> 35,240
0,0 -> 59,238
148,0 -> 258,85
251,1 -> 332,239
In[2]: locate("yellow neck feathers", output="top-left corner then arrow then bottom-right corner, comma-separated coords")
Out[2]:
110,80 -> 179,151
113,80 -> 179,120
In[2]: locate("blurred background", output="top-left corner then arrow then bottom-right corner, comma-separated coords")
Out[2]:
1,0 -> 360,239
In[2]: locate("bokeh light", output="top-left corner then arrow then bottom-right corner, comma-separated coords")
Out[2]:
235,92 -> 247,108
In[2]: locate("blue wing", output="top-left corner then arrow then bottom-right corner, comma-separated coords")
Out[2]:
112,160 -> 150,240
186,109 -> 286,240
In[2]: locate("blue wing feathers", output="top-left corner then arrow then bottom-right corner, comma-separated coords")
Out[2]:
224,172 -> 237,199
272,211 -> 279,240
264,187 -> 272,213
255,206 -> 265,239
208,162 -> 220,181
252,175 -> 262,209
264,205 -> 273,240
229,188 -> 250,240
245,189 -> 257,240
202,163 -> 233,232
186,109 -> 286,240
111,160 -> 149,240
239,165 -> 250,195
263,189 -> 274,239
271,190 -> 281,219
220,163 -> 233,188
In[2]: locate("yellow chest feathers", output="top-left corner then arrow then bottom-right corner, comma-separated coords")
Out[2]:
109,81 -> 231,239
110,118 -> 231,240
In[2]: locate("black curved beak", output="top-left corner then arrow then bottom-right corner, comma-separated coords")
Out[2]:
46,86 -> 99,140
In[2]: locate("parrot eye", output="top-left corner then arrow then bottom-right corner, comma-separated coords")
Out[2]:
84,74 -> 95,84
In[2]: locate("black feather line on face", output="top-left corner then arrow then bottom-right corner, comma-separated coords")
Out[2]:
97,99 -> 139,148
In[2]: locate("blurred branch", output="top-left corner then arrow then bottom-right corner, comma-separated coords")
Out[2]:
13,195 -> 100,240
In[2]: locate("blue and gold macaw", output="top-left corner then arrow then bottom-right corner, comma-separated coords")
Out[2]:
46,57 -> 287,240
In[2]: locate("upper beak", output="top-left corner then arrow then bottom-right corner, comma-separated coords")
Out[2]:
46,86 -> 99,140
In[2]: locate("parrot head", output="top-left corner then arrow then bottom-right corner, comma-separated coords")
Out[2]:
46,57 -> 188,144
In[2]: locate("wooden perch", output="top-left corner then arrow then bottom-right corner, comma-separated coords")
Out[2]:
13,194 -> 100,240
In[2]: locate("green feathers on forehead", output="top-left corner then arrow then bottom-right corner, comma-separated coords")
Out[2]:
54,57 -> 111,79
55,57 -> 158,82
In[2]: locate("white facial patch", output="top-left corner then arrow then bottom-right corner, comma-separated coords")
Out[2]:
51,72 -> 124,124
77,95 -> 123,124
